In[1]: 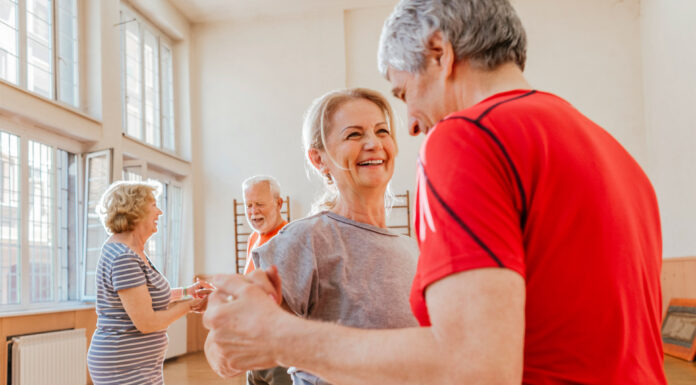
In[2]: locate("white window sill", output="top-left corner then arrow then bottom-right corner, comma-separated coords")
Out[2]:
0,302 -> 95,318
0,79 -> 102,143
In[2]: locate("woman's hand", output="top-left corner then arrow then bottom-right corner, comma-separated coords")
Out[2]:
188,297 -> 208,313
184,279 -> 215,299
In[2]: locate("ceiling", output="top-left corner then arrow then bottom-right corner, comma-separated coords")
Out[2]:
168,0 -> 398,23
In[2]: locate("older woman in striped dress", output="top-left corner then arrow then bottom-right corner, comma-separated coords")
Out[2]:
87,181 -> 211,385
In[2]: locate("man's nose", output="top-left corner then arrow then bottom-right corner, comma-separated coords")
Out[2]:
408,116 -> 421,136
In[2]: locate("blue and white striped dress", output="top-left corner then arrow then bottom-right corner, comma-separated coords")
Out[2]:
87,242 -> 171,385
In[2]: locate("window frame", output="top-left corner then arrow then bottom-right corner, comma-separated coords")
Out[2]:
0,120 -> 83,311
119,3 -> 176,154
80,148 -> 111,301
119,160 -> 183,287
0,0 -> 80,107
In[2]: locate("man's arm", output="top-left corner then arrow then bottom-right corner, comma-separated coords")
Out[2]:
204,268 -> 524,384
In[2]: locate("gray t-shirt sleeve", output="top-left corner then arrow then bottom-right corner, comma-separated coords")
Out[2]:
252,225 -> 319,317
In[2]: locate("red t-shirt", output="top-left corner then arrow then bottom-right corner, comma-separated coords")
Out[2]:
411,90 -> 666,384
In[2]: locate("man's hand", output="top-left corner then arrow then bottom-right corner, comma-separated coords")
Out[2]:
202,268 -> 289,378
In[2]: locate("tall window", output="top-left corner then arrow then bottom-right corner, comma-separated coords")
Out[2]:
120,164 -> 182,287
0,130 -> 78,307
0,132 -> 20,304
81,149 -> 111,299
0,0 -> 79,106
120,6 -> 176,153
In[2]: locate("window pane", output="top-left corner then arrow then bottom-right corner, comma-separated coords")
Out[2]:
147,179 -> 166,278
27,10 -> 50,45
144,31 -> 160,147
27,62 -> 52,98
122,12 -> 142,139
167,185 -> 182,287
161,44 -> 174,151
122,165 -> 142,182
58,59 -> 76,105
82,151 -> 111,299
56,150 -> 77,301
0,0 -> 18,28
0,1 -> 18,84
0,131 -> 20,305
27,140 -> 54,303
27,0 -> 51,22
57,0 -> 78,106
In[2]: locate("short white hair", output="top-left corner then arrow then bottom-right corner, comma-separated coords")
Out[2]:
242,175 -> 281,199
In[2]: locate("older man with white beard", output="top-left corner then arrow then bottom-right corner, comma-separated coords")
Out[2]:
241,175 -> 288,275
241,175 -> 291,385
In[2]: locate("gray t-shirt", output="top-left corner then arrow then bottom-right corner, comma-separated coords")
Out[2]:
252,211 -> 419,385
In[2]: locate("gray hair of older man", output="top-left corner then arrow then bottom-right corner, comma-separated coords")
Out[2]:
241,175 -> 282,199
377,0 -> 527,76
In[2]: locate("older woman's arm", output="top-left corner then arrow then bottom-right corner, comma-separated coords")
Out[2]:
119,285 -> 199,334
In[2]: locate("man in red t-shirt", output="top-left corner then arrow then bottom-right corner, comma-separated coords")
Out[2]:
203,1 -> 667,384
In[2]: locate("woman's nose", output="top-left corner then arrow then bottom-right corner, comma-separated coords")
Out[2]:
363,132 -> 382,150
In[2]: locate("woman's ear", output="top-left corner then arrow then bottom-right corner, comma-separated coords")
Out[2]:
308,148 -> 327,173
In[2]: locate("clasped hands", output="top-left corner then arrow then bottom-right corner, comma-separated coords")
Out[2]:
203,266 -> 290,378
185,278 -> 216,313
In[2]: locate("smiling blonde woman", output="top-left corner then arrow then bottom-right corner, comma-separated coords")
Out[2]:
88,181 -> 212,385
242,88 -> 419,385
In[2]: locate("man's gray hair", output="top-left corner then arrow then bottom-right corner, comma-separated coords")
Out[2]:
378,0 -> 527,76
242,175 -> 282,199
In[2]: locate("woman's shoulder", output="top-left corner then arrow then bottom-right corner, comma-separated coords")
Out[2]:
278,212 -> 336,236
101,242 -> 140,263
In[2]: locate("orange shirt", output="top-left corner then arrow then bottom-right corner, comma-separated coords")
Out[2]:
243,220 -> 288,275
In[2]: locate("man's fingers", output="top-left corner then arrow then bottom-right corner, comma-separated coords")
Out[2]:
266,265 -> 283,305
210,273 -> 247,292
247,269 -> 281,302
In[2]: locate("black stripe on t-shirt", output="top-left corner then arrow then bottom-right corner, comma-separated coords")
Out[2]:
419,157 -> 505,268
442,90 -> 535,229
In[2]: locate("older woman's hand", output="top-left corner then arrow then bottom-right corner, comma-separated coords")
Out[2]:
202,269 -> 288,377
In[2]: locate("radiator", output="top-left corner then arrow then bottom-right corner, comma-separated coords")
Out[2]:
11,328 -> 87,385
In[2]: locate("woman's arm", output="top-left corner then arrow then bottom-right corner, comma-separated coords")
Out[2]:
119,284 -> 199,334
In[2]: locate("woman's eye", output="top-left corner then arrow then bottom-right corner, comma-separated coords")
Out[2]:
347,132 -> 361,139
378,128 -> 390,135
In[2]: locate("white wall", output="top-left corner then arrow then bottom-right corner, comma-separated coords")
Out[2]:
191,11 -> 347,273
641,0 -> 696,258
516,0 -> 646,166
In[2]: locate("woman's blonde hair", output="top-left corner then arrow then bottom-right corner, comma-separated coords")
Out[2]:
302,88 -> 397,214
96,181 -> 161,234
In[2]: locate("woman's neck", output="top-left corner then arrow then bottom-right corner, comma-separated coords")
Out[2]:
331,188 -> 387,228
110,230 -> 148,254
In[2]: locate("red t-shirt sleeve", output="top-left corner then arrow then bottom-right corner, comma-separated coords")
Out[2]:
412,118 -> 526,321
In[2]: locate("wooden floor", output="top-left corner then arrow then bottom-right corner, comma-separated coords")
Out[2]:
664,355 -> 696,385
164,352 -> 245,385
164,352 -> 696,384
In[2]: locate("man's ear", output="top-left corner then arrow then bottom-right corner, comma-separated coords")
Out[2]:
276,196 -> 283,209
427,30 -> 455,78
308,148 -> 326,173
